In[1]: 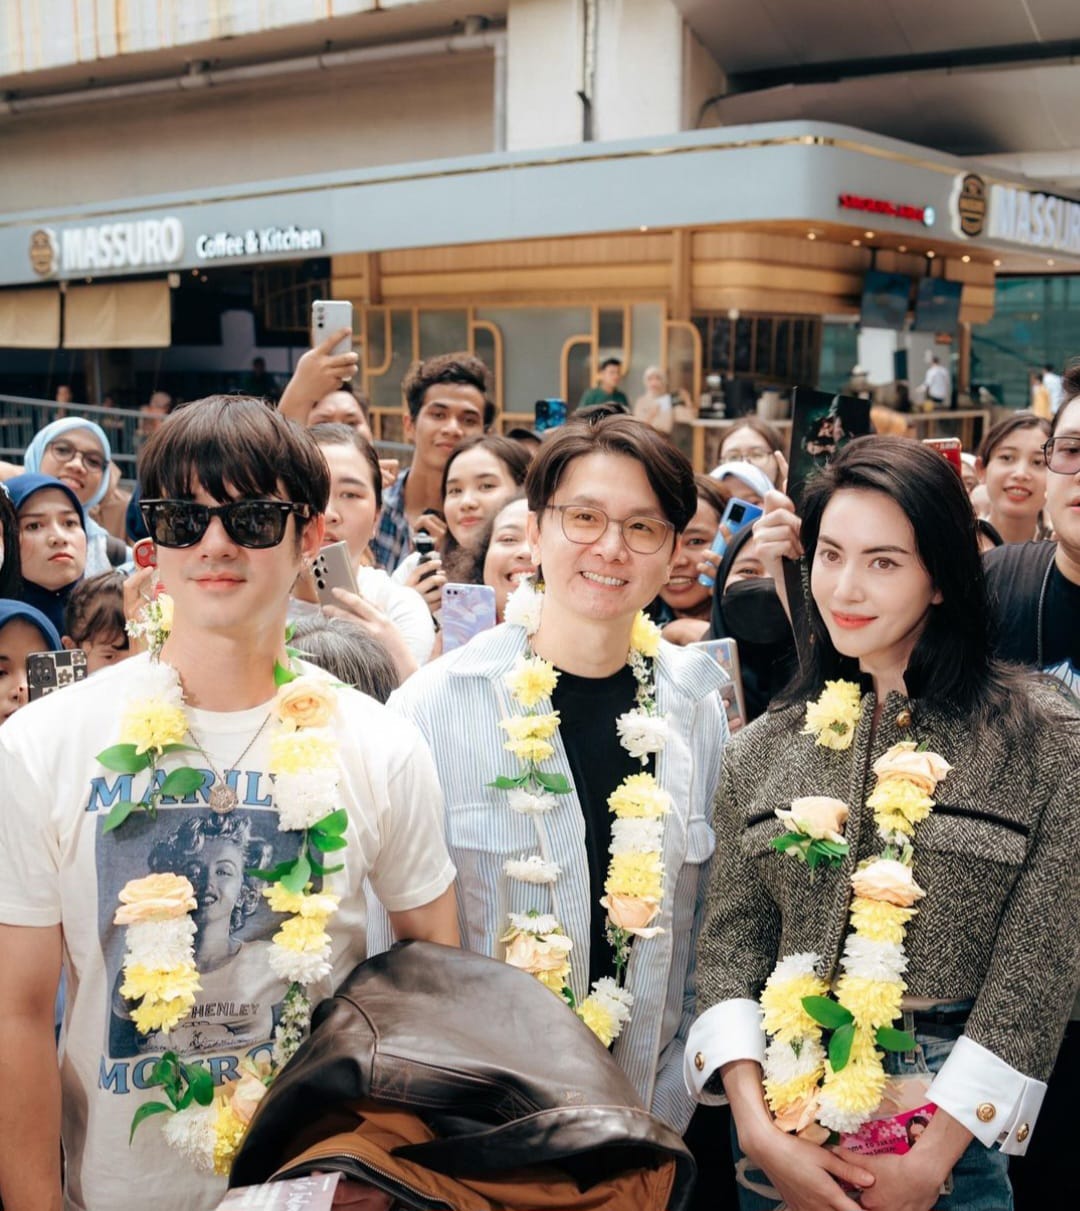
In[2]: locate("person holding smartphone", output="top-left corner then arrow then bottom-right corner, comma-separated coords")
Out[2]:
0,599 -> 61,725
390,415 -> 728,1133
687,437 -> 1080,1211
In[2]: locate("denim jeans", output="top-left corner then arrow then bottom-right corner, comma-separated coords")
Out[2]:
731,1022 -> 1014,1211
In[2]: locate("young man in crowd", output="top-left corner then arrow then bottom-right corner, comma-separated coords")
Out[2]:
0,397 -> 458,1211
577,357 -> 630,413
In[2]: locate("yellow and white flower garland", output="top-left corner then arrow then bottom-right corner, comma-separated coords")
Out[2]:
103,656 -> 347,1174
496,580 -> 672,1046
761,681 -> 952,1137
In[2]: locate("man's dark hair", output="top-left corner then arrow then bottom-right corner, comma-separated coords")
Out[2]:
138,395 -> 330,518
402,353 -> 493,426
1050,359 -> 1080,436
309,423 -> 383,511
599,357 -> 623,372
525,415 -> 696,534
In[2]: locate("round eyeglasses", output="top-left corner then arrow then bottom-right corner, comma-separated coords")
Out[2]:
546,504 -> 673,554
1043,436 -> 1080,476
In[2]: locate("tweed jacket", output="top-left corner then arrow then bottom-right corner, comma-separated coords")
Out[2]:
696,682 -> 1080,1088
389,622 -> 728,1133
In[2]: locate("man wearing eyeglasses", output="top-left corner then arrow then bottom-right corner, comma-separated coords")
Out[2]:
0,396 -> 458,1211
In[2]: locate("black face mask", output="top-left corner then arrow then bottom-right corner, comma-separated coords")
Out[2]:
720,577 -> 793,648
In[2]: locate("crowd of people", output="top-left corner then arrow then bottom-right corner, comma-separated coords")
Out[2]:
0,334 -> 1077,1211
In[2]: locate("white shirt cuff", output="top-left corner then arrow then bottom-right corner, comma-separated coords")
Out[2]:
928,1034 -> 1047,1155
684,998 -> 766,1104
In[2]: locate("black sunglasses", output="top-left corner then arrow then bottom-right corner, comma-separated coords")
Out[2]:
140,499 -> 312,549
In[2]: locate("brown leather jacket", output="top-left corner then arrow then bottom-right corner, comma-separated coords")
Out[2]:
231,942 -> 694,1210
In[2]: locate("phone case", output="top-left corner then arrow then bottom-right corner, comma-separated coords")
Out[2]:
311,300 -> 353,355
311,541 -> 359,607
698,498 -> 764,587
440,583 -> 497,652
690,638 -> 746,733
27,649 -> 88,702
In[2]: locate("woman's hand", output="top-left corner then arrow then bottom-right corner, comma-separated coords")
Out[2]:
121,566 -> 157,653
753,489 -> 803,573
278,330 -> 360,424
378,459 -> 400,489
403,558 -> 445,614
695,544 -> 723,585
854,1151 -> 947,1211
744,1129 -> 874,1211
325,587 -> 419,682
661,618 -> 710,646
773,449 -> 789,495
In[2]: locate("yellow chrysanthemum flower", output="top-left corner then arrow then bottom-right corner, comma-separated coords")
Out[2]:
760,973 -> 829,1042
212,1101 -> 248,1175
608,772 -> 671,819
131,992 -> 198,1035
504,656 -> 559,708
120,962 -> 201,1003
802,680 -> 862,751
848,896 -> 916,946
605,852 -> 664,899
269,730 -> 336,775
273,914 -> 332,953
630,612 -> 662,658
499,712 -> 561,743
821,1055 -> 887,1116
833,974 -> 904,1029
262,884 -> 306,915
535,964 -> 571,995
119,699 -> 189,756
156,594 -> 175,632
867,777 -> 934,834
503,736 -> 556,764
764,1068 -> 824,1113
578,998 -> 618,1046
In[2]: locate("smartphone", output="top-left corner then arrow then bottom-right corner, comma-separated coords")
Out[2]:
440,583 -> 497,652
27,649 -> 88,702
698,498 -> 764,588
132,537 -> 157,570
311,541 -> 359,608
786,387 -> 872,508
923,436 -> 963,476
534,399 -> 568,433
311,300 -> 353,355
413,531 -> 437,563
690,638 -> 746,734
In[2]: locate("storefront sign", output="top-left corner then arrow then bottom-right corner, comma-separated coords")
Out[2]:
195,225 -> 324,260
838,193 -> 934,226
30,217 -> 185,277
952,173 -> 1080,254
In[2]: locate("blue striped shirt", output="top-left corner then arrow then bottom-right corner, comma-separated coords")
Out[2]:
388,623 -> 728,1131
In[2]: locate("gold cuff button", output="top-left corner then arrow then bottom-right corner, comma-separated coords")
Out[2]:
1016,1123 -> 1030,1143
896,709 -> 912,728
976,1102 -> 996,1123
694,1052 -> 705,1072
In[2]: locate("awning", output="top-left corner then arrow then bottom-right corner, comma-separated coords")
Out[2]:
63,279 -> 171,347
0,287 -> 61,347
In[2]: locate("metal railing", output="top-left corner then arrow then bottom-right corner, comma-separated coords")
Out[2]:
0,394 -> 143,472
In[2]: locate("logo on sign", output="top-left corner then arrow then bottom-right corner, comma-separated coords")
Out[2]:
29,228 -> 59,277
954,174 -> 988,238
838,194 -> 935,227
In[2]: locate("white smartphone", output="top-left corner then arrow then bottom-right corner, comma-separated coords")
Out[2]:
311,299 -> 353,355
311,541 -> 359,608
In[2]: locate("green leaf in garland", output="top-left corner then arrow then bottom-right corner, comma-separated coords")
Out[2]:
102,800 -> 140,834
129,1100 -> 172,1143
308,855 -> 344,877
309,832 -> 347,852
245,860 -> 298,883
534,771 -> 571,793
159,743 -> 197,756
280,851 -> 311,894
97,744 -> 151,774
284,622 -> 296,643
273,659 -> 298,687
311,808 -> 348,837
875,1026 -> 917,1053
183,1061 -> 215,1107
828,1021 -> 856,1072
158,767 -> 206,798
771,834 -> 807,855
802,995 -> 854,1031
488,774 -> 530,790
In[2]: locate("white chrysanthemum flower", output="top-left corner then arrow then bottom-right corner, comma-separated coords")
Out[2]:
161,1103 -> 216,1172
610,817 -> 665,855
123,917 -> 198,970
127,660 -> 185,706
503,579 -> 543,634
768,952 -> 823,983
503,855 -> 561,884
762,1036 -> 827,1085
268,943 -> 333,985
815,1093 -> 870,1135
615,711 -> 670,764
274,767 -> 341,831
506,787 -> 557,816
589,976 -> 634,1026
840,935 -> 909,983
507,911 -> 560,935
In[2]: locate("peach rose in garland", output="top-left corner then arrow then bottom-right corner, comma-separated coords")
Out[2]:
114,873 -> 197,924
227,1068 -> 270,1127
850,858 -> 926,907
775,796 -> 850,843
600,893 -> 663,938
273,675 -> 336,731
872,742 -> 952,795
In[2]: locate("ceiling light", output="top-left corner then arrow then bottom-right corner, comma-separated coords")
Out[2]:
898,245 -> 907,252
926,250 -> 936,258
864,231 -> 875,239
1047,258 -> 1056,266
807,232 -> 817,240
993,259 -> 1002,267
639,225 -> 649,232
851,239 -> 861,246
961,255 -> 971,263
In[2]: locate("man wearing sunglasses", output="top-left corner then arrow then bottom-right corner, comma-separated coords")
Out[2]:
0,396 -> 458,1211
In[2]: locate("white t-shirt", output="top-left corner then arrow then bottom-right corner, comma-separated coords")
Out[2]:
0,654 -> 455,1211
924,362 -> 951,402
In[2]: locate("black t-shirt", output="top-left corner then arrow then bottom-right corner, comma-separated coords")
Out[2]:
983,541 -> 1080,696
551,663 -> 649,987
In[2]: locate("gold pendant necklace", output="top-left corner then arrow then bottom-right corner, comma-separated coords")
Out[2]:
186,713 -> 272,814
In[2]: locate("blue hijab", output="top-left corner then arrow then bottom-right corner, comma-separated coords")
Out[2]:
5,473 -> 86,636
0,598 -> 62,651
23,418 -> 113,510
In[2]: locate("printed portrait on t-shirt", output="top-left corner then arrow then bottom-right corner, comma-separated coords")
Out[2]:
95,782 -> 302,1062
